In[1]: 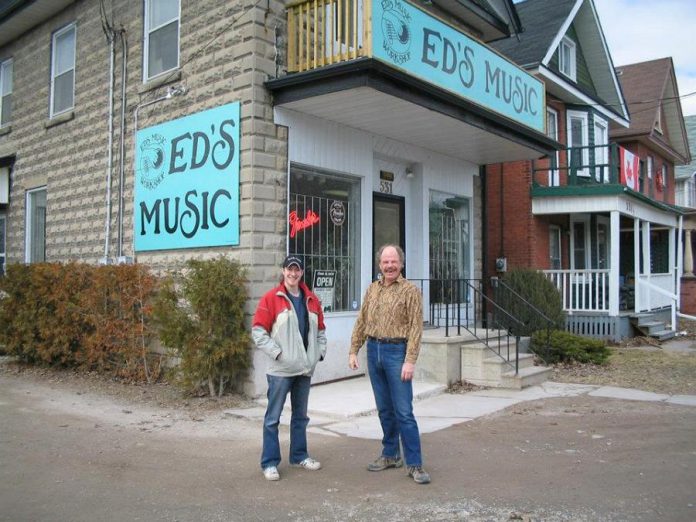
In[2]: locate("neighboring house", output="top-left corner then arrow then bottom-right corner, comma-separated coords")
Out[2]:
610,59 -> 692,320
486,0 -> 689,340
0,0 -> 557,394
675,114 -> 696,313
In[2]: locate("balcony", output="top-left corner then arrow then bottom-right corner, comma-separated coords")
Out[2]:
287,0 -> 369,73
531,143 -> 623,196
272,0 -> 558,165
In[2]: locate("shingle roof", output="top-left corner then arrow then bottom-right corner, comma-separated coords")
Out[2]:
676,115 -> 696,179
491,0 -> 576,67
611,58 -> 671,137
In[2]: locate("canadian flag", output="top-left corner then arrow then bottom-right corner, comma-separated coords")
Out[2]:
620,147 -> 639,190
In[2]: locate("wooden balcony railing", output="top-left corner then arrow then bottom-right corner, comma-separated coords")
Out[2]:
543,269 -> 610,313
287,0 -> 371,72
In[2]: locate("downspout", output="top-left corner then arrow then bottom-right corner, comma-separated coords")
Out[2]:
102,31 -> 116,263
117,29 -> 128,260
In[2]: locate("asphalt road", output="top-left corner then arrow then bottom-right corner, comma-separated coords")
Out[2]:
1,372 -> 695,521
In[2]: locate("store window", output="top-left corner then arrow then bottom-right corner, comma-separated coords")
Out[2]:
429,190 -> 470,280
144,0 -> 180,81
288,165 -> 361,312
50,24 -> 76,117
26,187 -> 47,263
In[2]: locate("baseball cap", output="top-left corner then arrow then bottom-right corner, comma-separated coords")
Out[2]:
282,255 -> 304,270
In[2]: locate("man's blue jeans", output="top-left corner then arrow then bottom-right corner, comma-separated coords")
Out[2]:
261,374 -> 311,469
367,338 -> 423,467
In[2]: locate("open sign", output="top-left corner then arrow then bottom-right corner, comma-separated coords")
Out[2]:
313,270 -> 336,289
312,270 -> 336,312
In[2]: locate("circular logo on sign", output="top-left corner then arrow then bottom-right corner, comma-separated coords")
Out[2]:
329,201 -> 346,226
381,1 -> 411,61
139,134 -> 167,190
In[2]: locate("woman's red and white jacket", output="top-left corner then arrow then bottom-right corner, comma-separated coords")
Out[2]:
252,280 -> 327,377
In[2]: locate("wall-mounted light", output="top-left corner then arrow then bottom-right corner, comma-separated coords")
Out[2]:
405,167 -> 415,179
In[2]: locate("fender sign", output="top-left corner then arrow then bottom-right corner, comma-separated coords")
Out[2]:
289,210 -> 320,238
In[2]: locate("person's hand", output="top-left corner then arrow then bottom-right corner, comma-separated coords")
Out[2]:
401,362 -> 415,381
349,353 -> 359,370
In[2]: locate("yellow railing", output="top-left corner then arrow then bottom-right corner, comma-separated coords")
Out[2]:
287,0 -> 371,72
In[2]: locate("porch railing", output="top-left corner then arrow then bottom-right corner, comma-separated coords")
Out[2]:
287,0 -> 370,72
543,269 -> 610,312
532,143 -> 620,188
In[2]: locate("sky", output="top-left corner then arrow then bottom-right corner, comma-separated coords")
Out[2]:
593,0 -> 696,116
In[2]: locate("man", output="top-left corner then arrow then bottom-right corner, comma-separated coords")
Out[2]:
349,244 -> 431,484
252,254 -> 327,481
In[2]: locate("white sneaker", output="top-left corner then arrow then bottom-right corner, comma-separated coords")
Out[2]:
263,466 -> 280,481
291,457 -> 321,471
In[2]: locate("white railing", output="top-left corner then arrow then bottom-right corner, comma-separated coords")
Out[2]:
543,269 -> 610,313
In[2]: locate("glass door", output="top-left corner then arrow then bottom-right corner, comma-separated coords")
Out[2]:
372,193 -> 405,280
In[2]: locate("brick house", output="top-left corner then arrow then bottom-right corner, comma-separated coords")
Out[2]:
0,0 -> 560,394
485,0 -> 690,340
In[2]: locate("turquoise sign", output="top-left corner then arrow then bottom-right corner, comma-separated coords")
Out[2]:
134,102 -> 240,251
373,0 -> 545,133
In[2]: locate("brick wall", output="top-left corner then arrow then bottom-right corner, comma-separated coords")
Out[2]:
680,277 -> 696,315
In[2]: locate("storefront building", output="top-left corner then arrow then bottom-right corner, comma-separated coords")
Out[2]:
0,0 -> 557,396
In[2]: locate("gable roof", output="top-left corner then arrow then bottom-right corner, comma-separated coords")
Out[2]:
676,115 -> 696,180
612,58 -> 691,166
491,0 -> 629,125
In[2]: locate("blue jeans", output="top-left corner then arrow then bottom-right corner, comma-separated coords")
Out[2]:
261,374 -> 311,469
367,338 -> 423,467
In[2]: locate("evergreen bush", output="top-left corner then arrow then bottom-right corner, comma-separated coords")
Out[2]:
153,257 -> 251,396
531,329 -> 610,365
493,268 -> 565,337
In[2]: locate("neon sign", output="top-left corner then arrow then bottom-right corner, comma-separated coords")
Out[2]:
289,210 -> 320,238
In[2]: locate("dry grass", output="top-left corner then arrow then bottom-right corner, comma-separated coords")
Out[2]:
552,346 -> 696,395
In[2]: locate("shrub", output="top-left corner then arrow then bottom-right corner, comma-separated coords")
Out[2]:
153,257 -> 251,396
0,262 -> 159,381
493,268 -> 565,337
531,329 -> 610,365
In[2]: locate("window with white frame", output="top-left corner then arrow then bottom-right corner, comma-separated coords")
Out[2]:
593,116 -> 609,182
26,188 -> 47,263
50,24 -> 76,117
647,155 -> 654,180
549,225 -> 561,269
0,59 -> 12,127
0,214 -> 6,276
546,107 -> 559,186
559,36 -> 576,81
567,110 -> 589,177
144,0 -> 180,81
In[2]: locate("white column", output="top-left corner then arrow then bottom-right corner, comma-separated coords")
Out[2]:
609,211 -> 620,315
684,228 -> 693,277
634,218 -> 641,312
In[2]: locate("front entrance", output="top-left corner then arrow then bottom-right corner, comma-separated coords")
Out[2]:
372,193 -> 405,279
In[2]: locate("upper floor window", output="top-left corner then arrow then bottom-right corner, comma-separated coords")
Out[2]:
0,59 -> 12,127
655,104 -> 663,134
559,36 -> 576,81
546,107 -> 559,186
567,110 -> 589,177
144,0 -> 180,81
50,24 -> 76,117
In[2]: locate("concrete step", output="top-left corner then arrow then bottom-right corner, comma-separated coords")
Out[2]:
653,329 -> 677,342
500,366 -> 553,390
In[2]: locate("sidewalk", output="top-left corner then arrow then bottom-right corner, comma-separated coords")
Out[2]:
225,375 -> 696,440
